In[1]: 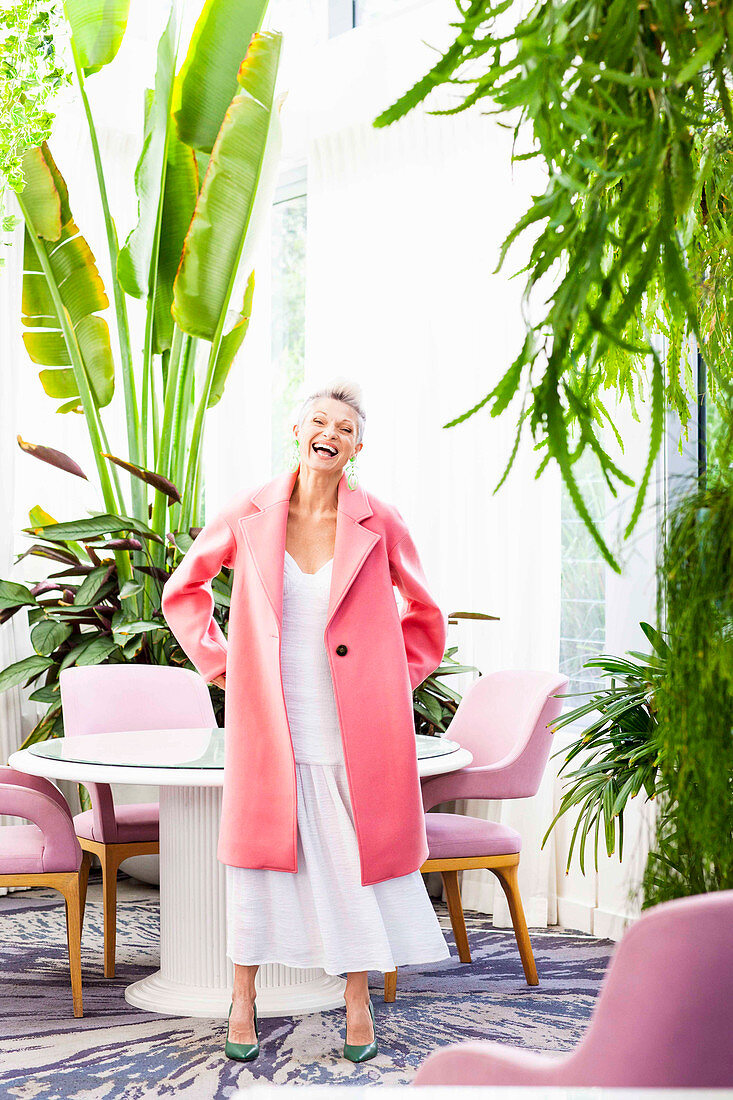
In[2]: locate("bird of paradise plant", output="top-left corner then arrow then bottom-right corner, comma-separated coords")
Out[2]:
0,0 -> 282,766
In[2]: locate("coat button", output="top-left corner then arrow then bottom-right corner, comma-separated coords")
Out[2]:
335,644 -> 348,656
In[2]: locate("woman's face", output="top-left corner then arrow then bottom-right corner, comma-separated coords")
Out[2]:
295,397 -> 363,475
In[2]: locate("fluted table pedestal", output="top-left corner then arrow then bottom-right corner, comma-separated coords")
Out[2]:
124,785 -> 347,1016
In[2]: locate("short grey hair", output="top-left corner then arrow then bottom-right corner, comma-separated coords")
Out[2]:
296,378 -> 366,446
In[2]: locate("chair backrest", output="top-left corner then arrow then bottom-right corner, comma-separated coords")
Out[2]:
421,670 -> 568,808
0,766 -> 82,872
58,665 -> 216,843
59,664 -> 216,737
0,766 -> 73,819
568,890 -> 733,1087
453,667 -> 566,765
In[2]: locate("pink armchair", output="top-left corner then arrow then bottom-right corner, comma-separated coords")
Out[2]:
59,664 -> 216,977
384,670 -> 567,1002
0,766 -> 92,1016
414,890 -> 733,1088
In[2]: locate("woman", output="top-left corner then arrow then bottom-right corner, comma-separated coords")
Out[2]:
161,379 -> 450,1063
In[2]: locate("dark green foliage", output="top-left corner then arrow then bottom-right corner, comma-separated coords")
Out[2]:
413,645 -> 480,736
0,513 -> 233,758
542,623 -> 667,873
0,511 -> 226,810
375,0 -> 733,570
642,469 -> 733,904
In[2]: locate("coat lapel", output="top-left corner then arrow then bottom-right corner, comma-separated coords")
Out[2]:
238,464 -> 381,633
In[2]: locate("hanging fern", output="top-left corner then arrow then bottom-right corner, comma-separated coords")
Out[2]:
0,1 -> 72,264
642,464 -> 733,904
375,0 -> 733,570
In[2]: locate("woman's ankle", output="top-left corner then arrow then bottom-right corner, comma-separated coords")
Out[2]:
232,988 -> 257,1004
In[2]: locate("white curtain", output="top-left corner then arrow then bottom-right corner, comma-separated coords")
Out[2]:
305,108 -> 561,926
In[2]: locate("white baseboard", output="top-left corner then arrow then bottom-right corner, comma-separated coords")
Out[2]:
459,873 -> 494,915
556,897 -> 595,934
593,905 -> 637,941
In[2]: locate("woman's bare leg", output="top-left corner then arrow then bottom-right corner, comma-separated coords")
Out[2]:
344,970 -> 374,1044
229,963 -> 258,1043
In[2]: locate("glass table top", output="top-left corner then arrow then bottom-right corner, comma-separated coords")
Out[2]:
415,734 -> 461,759
26,728 -> 462,770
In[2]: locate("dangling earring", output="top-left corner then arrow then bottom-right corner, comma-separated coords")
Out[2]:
288,436 -> 300,472
346,454 -> 359,490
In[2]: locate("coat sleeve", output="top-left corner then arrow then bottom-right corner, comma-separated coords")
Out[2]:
388,527 -> 447,692
161,509 -> 237,684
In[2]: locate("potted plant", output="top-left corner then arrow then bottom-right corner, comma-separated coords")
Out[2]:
543,461 -> 733,903
542,626 -> 665,874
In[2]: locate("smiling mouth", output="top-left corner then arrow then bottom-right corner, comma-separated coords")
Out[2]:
312,443 -> 338,457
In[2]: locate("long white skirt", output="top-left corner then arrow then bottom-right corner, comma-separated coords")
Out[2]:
225,550 -> 450,976
225,759 -> 450,975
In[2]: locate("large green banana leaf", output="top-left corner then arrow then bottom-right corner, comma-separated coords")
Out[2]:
62,0 -> 130,76
117,4 -> 181,300
172,31 -> 282,342
152,100 -> 200,354
20,144 -> 114,411
172,0 -> 269,155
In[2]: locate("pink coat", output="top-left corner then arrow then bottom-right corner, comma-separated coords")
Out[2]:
161,465 -> 447,885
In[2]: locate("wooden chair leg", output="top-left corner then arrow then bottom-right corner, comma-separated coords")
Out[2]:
491,862 -> 539,986
101,847 -> 119,978
61,879 -> 84,1017
384,969 -> 397,1002
441,869 -> 471,963
78,850 -> 92,934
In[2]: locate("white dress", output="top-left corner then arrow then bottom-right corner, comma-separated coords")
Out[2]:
225,549 -> 450,976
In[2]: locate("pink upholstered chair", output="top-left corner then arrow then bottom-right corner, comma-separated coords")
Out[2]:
384,670 -> 567,1002
59,664 -> 216,977
414,890 -> 733,1088
0,766 -> 93,1016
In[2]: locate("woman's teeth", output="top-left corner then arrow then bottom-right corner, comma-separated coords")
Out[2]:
313,444 -> 336,456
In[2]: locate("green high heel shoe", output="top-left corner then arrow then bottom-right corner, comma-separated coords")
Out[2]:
225,1000 -> 260,1062
343,998 -> 378,1063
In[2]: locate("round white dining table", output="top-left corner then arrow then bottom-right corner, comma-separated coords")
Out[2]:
8,730 -> 472,1019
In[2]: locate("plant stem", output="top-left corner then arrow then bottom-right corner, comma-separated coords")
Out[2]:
68,37 -> 145,510
170,337 -> 195,532
150,324 -> 183,570
180,334 -> 222,530
68,36 -> 148,617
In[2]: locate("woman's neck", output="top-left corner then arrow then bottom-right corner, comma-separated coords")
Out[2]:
290,465 -> 340,517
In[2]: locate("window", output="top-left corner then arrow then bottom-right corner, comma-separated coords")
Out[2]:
328,0 -> 354,36
698,347 -> 727,482
559,451 -> 607,697
354,0 -> 429,24
270,167 -> 307,475
328,0 -> 428,35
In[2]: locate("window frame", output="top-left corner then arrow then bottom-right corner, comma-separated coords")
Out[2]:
328,0 -> 355,36
269,165 -> 309,476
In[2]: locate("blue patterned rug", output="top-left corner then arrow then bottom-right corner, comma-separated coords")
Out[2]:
0,870 -> 614,1096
